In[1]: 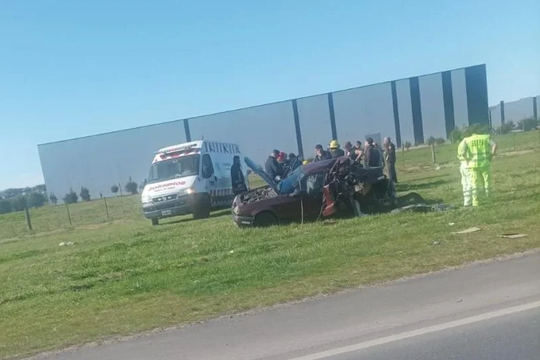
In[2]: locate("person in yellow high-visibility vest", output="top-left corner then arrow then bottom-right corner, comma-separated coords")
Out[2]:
457,138 -> 472,207
457,131 -> 498,206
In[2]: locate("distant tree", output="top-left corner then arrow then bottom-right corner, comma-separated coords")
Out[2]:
139,179 -> 147,192
449,128 -> 463,143
33,184 -> 46,193
435,138 -> 446,146
49,193 -> 58,205
27,192 -> 46,208
499,121 -> 515,135
427,136 -> 436,146
404,141 -> 412,151
0,199 -> 12,214
517,118 -> 539,132
10,195 -> 27,212
80,187 -> 91,201
111,185 -> 119,195
465,123 -> 490,136
125,177 -> 138,195
63,189 -> 78,204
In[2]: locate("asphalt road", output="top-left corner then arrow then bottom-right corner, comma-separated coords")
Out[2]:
33,252 -> 540,360
331,307 -> 540,360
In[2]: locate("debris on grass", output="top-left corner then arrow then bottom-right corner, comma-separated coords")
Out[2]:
499,233 -> 527,239
448,222 -> 455,226
58,241 -> 74,246
452,227 -> 481,235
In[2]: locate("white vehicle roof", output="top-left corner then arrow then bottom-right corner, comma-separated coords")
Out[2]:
153,140 -> 241,163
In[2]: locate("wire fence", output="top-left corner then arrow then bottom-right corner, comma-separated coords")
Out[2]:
1,130 -> 539,240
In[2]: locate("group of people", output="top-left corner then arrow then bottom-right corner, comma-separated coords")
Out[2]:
232,128 -> 498,209
264,150 -> 303,182
311,137 -> 398,183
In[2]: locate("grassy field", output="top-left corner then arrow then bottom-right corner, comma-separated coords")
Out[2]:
1,131 -> 539,359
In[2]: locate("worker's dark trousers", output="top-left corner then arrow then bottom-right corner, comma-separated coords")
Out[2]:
386,162 -> 398,183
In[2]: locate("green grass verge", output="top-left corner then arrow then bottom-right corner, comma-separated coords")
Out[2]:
1,131 -> 539,359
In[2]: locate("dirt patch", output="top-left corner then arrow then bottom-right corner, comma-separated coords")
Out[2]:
78,219 -> 134,230
499,150 -> 535,157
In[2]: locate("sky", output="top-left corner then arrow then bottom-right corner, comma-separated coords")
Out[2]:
1,0 -> 539,190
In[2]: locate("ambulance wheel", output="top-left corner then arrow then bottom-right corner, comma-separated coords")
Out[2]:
193,195 -> 211,220
151,218 -> 159,226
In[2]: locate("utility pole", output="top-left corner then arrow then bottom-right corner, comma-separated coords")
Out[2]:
65,203 -> 72,226
24,204 -> 32,231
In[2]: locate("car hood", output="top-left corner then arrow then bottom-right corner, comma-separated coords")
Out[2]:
244,157 -> 279,193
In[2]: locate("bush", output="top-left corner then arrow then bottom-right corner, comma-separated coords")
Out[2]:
63,189 -> 78,204
125,177 -> 138,195
27,192 -> 46,208
404,141 -> 412,151
427,136 -> 436,146
0,199 -> 12,214
464,123 -> 490,137
499,121 -> 515,135
80,187 -> 91,201
10,195 -> 27,212
435,138 -> 446,146
449,128 -> 463,143
111,185 -> 119,194
49,193 -> 58,205
517,118 -> 539,132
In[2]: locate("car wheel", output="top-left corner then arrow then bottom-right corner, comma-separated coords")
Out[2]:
254,211 -> 278,227
193,194 -> 211,220
151,218 -> 159,226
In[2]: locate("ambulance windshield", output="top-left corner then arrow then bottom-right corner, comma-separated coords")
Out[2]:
148,155 -> 200,184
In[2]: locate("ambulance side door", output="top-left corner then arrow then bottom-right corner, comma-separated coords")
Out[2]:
201,153 -> 217,195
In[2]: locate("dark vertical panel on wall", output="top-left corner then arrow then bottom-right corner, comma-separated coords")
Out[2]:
441,71 -> 455,138
291,99 -> 304,159
184,119 -> 192,142
500,101 -> 505,124
390,81 -> 402,147
409,77 -> 424,144
327,92 -> 338,140
465,64 -> 489,126
533,97 -> 538,121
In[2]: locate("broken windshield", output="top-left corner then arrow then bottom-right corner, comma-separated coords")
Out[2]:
147,155 -> 200,184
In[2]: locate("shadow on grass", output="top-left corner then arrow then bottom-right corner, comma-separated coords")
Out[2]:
163,208 -> 231,226
397,179 -> 453,192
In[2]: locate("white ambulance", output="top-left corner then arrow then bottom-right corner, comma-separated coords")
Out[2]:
141,140 -> 248,225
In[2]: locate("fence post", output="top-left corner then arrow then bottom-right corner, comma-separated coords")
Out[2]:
431,143 -> 436,164
401,147 -> 405,169
24,204 -> 33,231
513,133 -> 516,151
103,197 -> 110,221
119,183 -> 123,196
65,203 -> 72,226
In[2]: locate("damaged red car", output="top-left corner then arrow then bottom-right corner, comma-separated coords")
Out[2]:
232,156 -> 408,227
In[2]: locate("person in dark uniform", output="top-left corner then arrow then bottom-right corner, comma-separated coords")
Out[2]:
265,149 -> 282,182
328,140 -> 345,158
231,155 -> 247,195
283,153 -> 302,177
383,137 -> 398,183
314,144 -> 332,162
364,137 -> 381,168
344,141 -> 361,162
